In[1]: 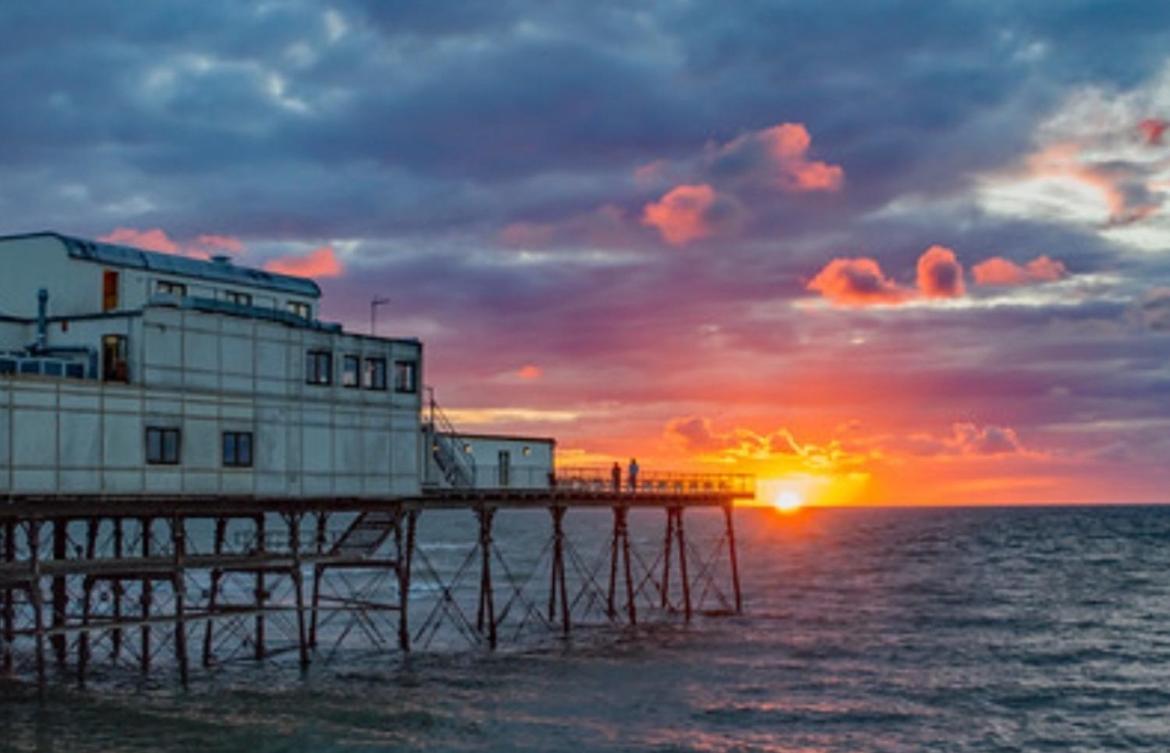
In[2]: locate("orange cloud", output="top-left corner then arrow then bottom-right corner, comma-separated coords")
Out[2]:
1026,142 -> 1158,225
916,245 -> 965,299
642,183 -> 718,245
263,246 -> 343,278
100,227 -> 181,254
517,364 -> 543,380
758,123 -> 844,191
973,255 -> 1068,286
1138,118 -> 1167,146
807,257 -> 910,306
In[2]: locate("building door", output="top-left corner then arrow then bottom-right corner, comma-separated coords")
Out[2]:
498,450 -> 511,488
102,334 -> 128,382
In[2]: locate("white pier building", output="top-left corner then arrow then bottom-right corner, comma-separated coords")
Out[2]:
0,231 -> 553,498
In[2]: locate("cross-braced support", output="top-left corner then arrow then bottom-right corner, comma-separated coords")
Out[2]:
607,506 -> 637,625
547,506 -> 570,636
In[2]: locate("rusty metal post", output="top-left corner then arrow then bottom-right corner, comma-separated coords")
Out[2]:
308,511 -> 327,649
140,516 -> 153,675
254,513 -> 266,661
111,517 -> 123,661
674,507 -> 692,622
661,508 -> 675,610
202,516 -> 226,667
51,518 -> 68,667
475,507 -> 497,649
724,504 -> 743,614
172,515 -> 189,688
288,513 -> 309,670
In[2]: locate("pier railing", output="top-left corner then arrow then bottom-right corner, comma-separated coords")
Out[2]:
555,467 -> 755,496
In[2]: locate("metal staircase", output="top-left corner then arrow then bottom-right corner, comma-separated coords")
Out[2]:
424,388 -> 477,489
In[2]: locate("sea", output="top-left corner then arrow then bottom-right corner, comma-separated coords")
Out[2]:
3,504 -> 1170,752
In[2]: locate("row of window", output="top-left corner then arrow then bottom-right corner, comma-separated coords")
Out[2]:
145,427 -> 253,467
101,270 -> 313,320
306,350 -> 417,393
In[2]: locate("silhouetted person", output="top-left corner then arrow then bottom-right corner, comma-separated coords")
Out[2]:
628,458 -> 639,493
611,462 -> 621,492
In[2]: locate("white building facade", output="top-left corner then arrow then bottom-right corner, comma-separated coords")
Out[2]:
0,232 -> 553,498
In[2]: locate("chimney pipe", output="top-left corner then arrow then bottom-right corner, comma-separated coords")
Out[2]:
35,288 -> 48,352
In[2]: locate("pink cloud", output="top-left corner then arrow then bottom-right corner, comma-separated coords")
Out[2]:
714,122 -> 844,193
973,255 -> 1068,286
642,183 -> 718,245
263,246 -> 343,279
498,221 -> 556,248
950,423 -> 1027,456
194,234 -> 245,255
100,227 -> 181,255
806,257 -> 910,306
1138,118 -> 1168,146
1026,142 -> 1159,225
517,364 -> 543,380
916,245 -> 965,299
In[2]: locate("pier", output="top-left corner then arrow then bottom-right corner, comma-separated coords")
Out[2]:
0,470 -> 753,688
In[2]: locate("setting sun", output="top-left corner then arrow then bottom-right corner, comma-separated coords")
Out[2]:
771,490 -> 804,513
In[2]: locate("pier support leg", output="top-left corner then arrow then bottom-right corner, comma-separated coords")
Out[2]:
254,514 -> 266,661
202,517 -> 226,668
111,518 -> 123,661
396,509 -> 417,653
288,513 -> 309,671
622,510 -> 637,626
607,507 -> 636,625
308,512 -> 327,650
548,507 -> 570,636
675,507 -> 692,623
724,504 -> 742,615
607,507 -> 620,620
77,519 -> 98,688
51,519 -> 67,668
661,509 -> 675,610
27,521 -> 46,688
2,520 -> 14,675
172,516 -> 189,689
140,516 -> 153,676
475,507 -> 497,650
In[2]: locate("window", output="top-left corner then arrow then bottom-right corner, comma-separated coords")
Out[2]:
394,360 -> 417,393
102,270 -> 119,311
306,350 -> 333,385
156,280 -> 187,296
288,301 -> 311,320
102,335 -> 129,383
364,357 -> 387,390
224,291 -> 252,306
222,432 -> 254,468
499,450 -> 511,488
341,355 -> 360,388
146,427 -> 181,465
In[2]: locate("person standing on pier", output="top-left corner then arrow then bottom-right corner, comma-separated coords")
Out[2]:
628,458 -> 639,493
611,461 -> 621,492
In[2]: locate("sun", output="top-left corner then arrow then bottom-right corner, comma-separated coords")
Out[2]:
771,490 -> 804,513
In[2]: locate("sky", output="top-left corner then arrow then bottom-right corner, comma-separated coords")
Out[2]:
2,1 -> 1169,506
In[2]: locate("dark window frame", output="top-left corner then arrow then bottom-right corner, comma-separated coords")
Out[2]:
393,360 -> 418,394
288,301 -> 312,320
342,355 -> 361,389
224,291 -> 253,307
102,334 -> 129,383
156,280 -> 187,296
364,357 -> 388,391
306,349 -> 333,386
222,431 -> 254,468
145,427 -> 181,465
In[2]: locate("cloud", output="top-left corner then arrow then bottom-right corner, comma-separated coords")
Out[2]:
1135,287 -> 1170,331
950,423 -> 1027,456
972,255 -> 1068,286
806,257 -> 910,306
99,227 -> 247,259
1138,118 -> 1167,146
263,245 -> 343,278
99,227 -> 181,255
517,364 -> 543,380
712,122 -> 844,192
642,183 -> 720,245
915,244 -> 965,299
664,416 -> 863,471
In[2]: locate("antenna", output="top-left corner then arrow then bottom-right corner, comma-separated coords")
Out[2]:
370,296 -> 391,336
